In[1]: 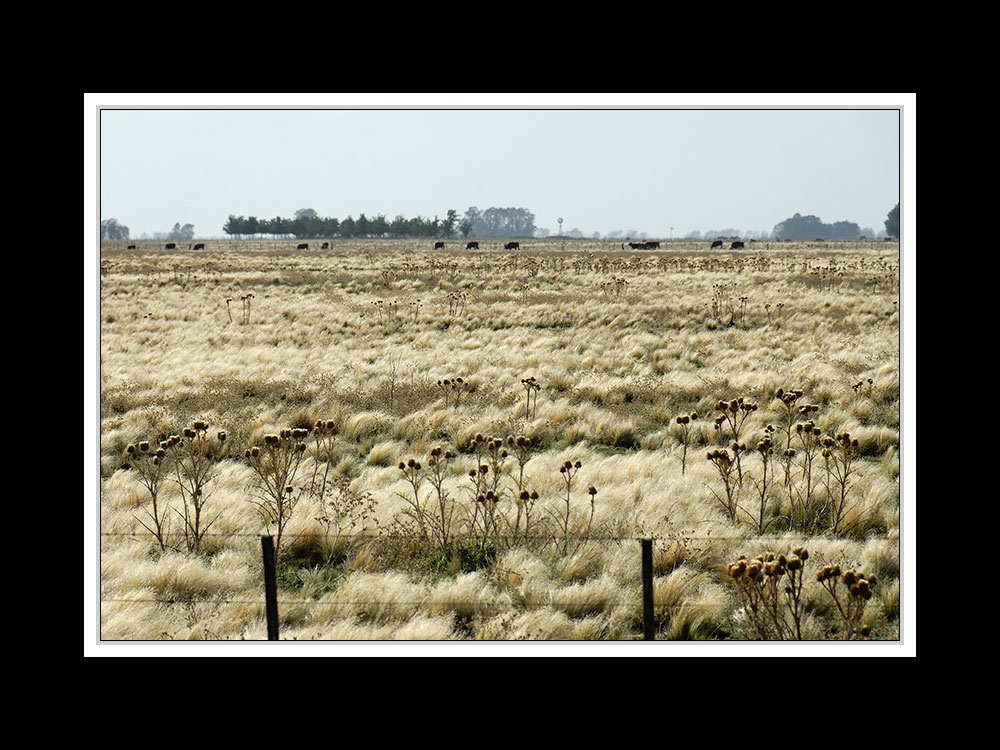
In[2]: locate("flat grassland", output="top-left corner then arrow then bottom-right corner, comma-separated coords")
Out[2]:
98,238 -> 902,641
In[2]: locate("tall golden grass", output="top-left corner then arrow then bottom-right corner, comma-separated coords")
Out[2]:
99,238 -> 901,642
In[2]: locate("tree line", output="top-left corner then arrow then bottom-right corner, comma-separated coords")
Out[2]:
222,206 -> 537,240
771,204 -> 899,240
102,203 -> 898,242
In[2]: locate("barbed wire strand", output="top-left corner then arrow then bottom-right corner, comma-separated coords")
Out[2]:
100,530 -> 898,542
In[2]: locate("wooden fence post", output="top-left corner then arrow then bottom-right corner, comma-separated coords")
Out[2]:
642,538 -> 655,640
261,535 -> 279,641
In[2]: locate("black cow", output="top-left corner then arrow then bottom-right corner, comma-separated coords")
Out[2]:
730,241 -> 745,250
504,241 -> 520,250
165,243 -> 176,249
434,241 -> 445,249
628,242 -> 645,249
193,243 -> 205,250
297,243 -> 309,250
644,241 -> 660,249
321,242 -> 329,249
710,240 -> 723,249
127,244 -> 136,250
466,241 -> 479,250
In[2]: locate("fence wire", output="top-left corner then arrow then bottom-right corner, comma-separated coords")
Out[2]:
98,530 -> 898,612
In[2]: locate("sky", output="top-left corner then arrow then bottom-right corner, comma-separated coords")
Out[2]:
94,94 -> 906,240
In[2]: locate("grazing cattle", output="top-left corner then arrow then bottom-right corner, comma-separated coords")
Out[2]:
628,242 -> 645,249
730,241 -> 745,250
643,241 -> 660,249
193,243 -> 205,250
165,243 -> 176,249
434,241 -> 445,249
504,241 -> 520,250
127,244 -> 136,250
321,242 -> 329,249
297,243 -> 309,250
466,241 -> 479,250
710,240 -> 723,249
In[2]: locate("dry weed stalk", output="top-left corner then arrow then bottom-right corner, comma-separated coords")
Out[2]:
397,447 -> 459,552
166,422 -> 228,553
713,397 -> 757,485
125,439 -> 172,551
437,377 -> 467,408
240,293 -> 255,325
396,457 -> 428,544
816,564 -> 877,639
309,419 -> 340,499
851,378 -> 874,398
313,474 -> 380,568
789,409 -> 824,532
822,431 -> 861,535
674,412 -> 698,474
774,388 -> 804,453
707,448 -> 741,524
726,547 -> 810,640
774,387 -> 804,486
599,276 -> 629,301
447,291 -> 468,316
547,459 -> 597,554
521,376 -> 541,420
244,428 -> 309,556
747,427 -> 778,534
713,397 -> 758,446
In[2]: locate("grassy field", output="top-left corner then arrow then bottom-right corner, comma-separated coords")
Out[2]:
95,238 -> 904,644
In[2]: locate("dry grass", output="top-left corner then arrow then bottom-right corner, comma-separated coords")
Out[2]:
97,238 -> 902,644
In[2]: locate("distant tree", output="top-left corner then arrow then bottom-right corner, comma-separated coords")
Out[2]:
885,203 -> 900,237
370,214 -> 389,238
471,207 -> 536,237
101,218 -> 129,240
772,214 -> 825,240
291,214 -> 323,238
294,208 -> 318,220
223,215 -> 246,237
267,216 -> 292,237
458,218 -> 473,238
829,220 -> 861,239
441,209 -> 460,238
340,215 -> 356,237
464,206 -> 482,234
773,213 -> 861,240
168,222 -> 195,240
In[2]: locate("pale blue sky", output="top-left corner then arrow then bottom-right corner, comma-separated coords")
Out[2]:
96,97 -> 903,239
